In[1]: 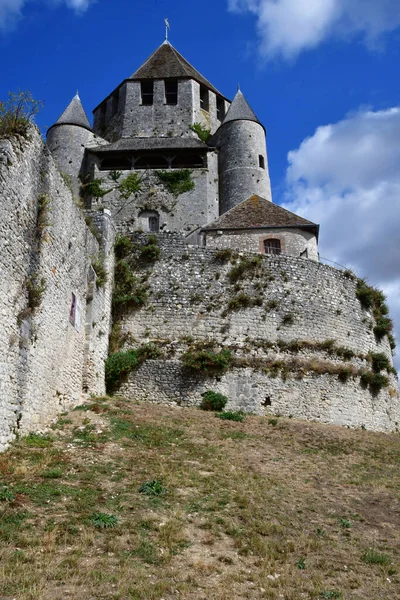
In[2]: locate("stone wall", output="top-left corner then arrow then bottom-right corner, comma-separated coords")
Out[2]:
0,129 -> 113,450
203,228 -> 319,261
115,233 -> 399,431
86,153 -> 219,235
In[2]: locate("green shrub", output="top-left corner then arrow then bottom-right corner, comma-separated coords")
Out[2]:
373,317 -> 393,341
227,293 -> 263,311
82,178 -> 107,198
216,411 -> 244,422
105,343 -> 162,393
91,513 -> 119,529
0,90 -> 43,138
228,256 -> 263,283
360,371 -> 389,394
182,349 -> 232,375
139,480 -> 167,496
114,235 -> 133,260
118,173 -> 141,199
112,259 -> 148,315
156,169 -> 195,197
139,235 -> 161,262
214,248 -> 236,262
282,313 -> 295,326
338,367 -> 353,383
189,122 -> 211,143
200,390 -> 228,411
92,254 -> 107,288
369,352 -> 392,373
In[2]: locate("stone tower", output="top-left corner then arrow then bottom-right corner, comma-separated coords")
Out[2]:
91,40 -> 230,142
214,89 -> 272,215
47,93 -> 97,195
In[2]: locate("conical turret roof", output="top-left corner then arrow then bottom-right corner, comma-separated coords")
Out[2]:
221,89 -> 262,127
130,41 -> 226,99
53,93 -> 92,130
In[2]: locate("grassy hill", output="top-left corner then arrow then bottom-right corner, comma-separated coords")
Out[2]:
0,397 -> 399,599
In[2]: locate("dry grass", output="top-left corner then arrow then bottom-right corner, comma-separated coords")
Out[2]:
0,398 -> 399,599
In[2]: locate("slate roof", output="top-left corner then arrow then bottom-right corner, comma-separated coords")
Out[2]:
221,89 -> 262,127
130,41 -> 226,99
202,195 -> 319,234
52,94 -> 92,130
88,137 -> 212,153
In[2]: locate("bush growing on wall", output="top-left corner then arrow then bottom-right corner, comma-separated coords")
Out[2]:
0,90 -> 43,138
182,348 -> 233,375
200,390 -> 228,411
105,343 -> 162,393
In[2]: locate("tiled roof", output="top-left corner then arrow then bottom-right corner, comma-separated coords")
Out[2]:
202,195 -> 319,232
88,137 -> 211,153
221,89 -> 262,127
52,94 -> 91,130
130,41 -> 226,98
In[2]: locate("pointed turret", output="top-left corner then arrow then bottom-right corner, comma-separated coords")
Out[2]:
216,88 -> 272,215
47,94 -> 97,196
221,88 -> 263,128
52,93 -> 92,130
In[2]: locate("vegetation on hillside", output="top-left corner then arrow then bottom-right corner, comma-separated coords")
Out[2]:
0,398 -> 398,599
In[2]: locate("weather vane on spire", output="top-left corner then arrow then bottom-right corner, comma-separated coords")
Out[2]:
165,18 -> 170,42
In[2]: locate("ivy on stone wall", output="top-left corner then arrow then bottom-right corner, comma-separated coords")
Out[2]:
105,343 -> 162,393
156,169 -> 195,197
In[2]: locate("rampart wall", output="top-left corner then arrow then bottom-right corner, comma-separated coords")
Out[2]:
0,129 -> 113,449
116,234 -> 399,431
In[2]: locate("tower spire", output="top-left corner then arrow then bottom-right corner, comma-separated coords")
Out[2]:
165,18 -> 170,42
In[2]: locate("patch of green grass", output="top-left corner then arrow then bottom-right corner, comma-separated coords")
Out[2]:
90,512 -> 119,529
362,549 -> 392,565
41,467 -> 63,479
339,518 -> 351,529
320,592 -> 342,599
139,480 -> 167,496
216,411 -> 245,422
0,486 -> 15,501
23,433 -> 53,448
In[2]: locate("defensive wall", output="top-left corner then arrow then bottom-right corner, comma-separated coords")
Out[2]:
0,129 -> 114,450
115,234 -> 399,432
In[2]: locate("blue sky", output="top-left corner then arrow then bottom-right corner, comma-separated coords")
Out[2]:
1,0 -> 400,366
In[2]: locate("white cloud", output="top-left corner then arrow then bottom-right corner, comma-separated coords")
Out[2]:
228,0 -> 400,59
0,0 -> 94,31
0,0 -> 25,30
282,106 -> 400,368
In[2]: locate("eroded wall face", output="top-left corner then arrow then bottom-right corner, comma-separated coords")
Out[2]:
0,130 -> 113,449
114,234 -> 399,432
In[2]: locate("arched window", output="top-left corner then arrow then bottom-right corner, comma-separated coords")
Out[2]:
264,239 -> 281,255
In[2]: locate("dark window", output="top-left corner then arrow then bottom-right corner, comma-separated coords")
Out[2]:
264,239 -> 281,255
111,89 -> 119,117
149,215 -> 159,232
259,155 -> 265,169
141,81 -> 154,105
100,155 -> 131,170
97,104 -> 106,130
217,96 -> 225,121
134,155 -> 168,169
171,153 -> 205,168
200,85 -> 209,112
165,80 -> 178,105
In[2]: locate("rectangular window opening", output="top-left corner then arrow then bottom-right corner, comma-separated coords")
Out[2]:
259,155 -> 265,169
111,90 -> 119,117
141,81 -> 154,106
217,97 -> 225,121
165,80 -> 178,105
200,85 -> 209,112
